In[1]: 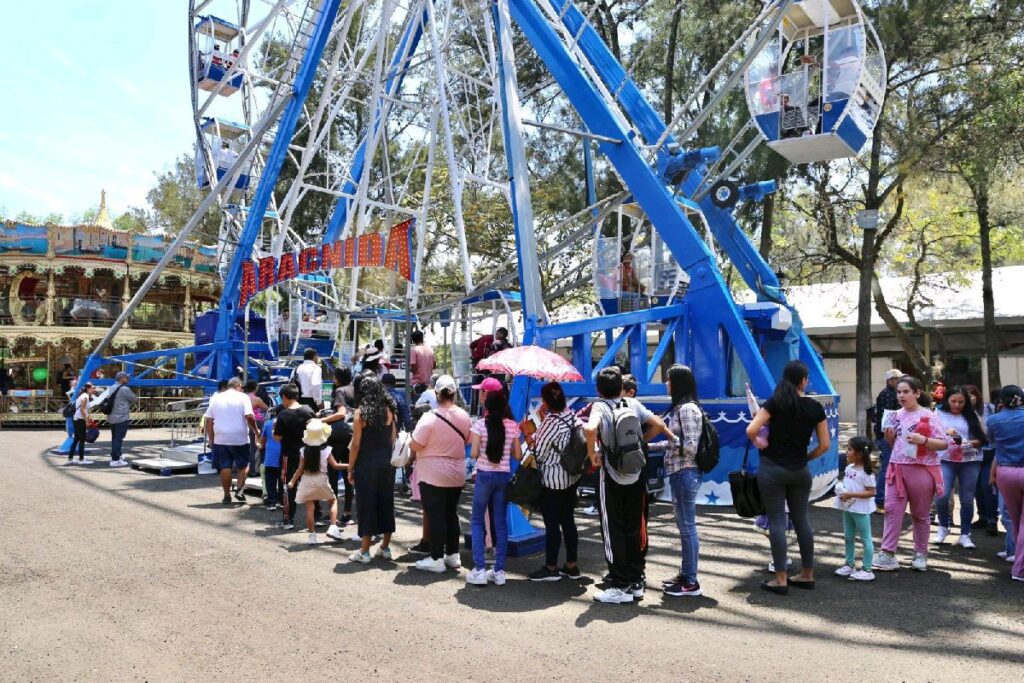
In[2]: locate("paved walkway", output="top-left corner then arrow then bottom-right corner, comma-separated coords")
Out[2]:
0,428 -> 1020,681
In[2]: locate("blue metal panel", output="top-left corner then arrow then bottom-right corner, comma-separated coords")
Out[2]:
508,0 -> 775,398
212,0 -> 343,381
837,117 -> 868,155
323,9 -> 428,242
822,98 -> 848,131
755,112 -> 781,141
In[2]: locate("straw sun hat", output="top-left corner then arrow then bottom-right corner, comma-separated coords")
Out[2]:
302,419 -> 331,447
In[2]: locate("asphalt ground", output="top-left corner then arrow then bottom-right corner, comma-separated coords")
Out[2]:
1,428 -> 1021,681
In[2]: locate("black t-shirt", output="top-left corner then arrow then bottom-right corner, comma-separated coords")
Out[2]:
333,386 -> 355,411
761,395 -> 827,470
327,420 -> 353,463
273,405 -> 315,459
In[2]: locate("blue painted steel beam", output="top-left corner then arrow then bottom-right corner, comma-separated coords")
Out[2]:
647,316 -> 679,382
212,0 -> 344,381
323,7 -> 429,242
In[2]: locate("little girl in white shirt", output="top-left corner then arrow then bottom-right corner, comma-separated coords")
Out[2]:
834,436 -> 877,581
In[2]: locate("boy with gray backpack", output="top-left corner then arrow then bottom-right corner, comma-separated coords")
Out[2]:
585,367 -> 676,604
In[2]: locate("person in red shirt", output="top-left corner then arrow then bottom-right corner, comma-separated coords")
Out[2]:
409,330 -> 435,388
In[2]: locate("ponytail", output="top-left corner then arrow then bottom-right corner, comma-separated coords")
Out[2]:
483,393 -> 507,464
769,360 -> 809,413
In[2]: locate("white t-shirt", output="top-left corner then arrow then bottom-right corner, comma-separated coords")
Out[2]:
74,393 -> 90,421
415,389 -> 439,410
834,464 -> 876,515
204,389 -> 254,446
294,360 -> 323,405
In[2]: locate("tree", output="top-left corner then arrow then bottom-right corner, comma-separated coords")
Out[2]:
146,154 -> 220,242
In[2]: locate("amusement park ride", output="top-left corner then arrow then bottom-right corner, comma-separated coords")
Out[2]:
75,0 -> 885,529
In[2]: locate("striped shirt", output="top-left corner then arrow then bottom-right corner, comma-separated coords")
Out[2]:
533,411 -> 582,490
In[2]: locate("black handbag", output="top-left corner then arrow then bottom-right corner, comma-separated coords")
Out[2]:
728,441 -> 765,518
507,457 -> 543,508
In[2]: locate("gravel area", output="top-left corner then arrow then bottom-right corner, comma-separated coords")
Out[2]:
0,428 -> 1020,681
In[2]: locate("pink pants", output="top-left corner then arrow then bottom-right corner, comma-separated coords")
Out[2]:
882,465 -> 937,555
996,466 -> 1024,578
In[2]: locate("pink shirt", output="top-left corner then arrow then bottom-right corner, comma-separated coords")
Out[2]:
471,418 -> 519,473
410,344 -> 435,386
412,405 -> 471,487
884,407 -> 948,466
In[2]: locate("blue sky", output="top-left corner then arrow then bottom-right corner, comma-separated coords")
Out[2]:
0,2 -> 195,220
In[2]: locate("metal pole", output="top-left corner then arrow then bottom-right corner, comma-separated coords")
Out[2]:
244,302 -> 250,382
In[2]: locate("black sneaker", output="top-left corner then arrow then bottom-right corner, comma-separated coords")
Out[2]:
340,514 -> 353,526
628,582 -> 645,600
661,573 -> 685,587
986,523 -> 999,537
529,566 -> 562,582
234,490 -> 246,503
409,541 -> 430,554
559,565 -> 582,580
664,580 -> 702,597
222,494 -> 232,504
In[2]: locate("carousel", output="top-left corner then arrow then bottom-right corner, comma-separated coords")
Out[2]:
0,192 -> 221,421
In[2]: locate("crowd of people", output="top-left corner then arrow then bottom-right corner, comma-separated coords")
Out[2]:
72,331 -> 1024,600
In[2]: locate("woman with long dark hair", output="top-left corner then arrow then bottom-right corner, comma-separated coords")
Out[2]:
875,375 -> 948,573
746,361 -> 831,594
527,381 -> 584,582
466,392 -> 522,586
932,386 -> 988,549
347,376 -> 398,564
660,364 -> 704,597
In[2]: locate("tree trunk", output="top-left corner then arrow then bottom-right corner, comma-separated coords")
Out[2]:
662,6 -> 682,123
854,232 -> 875,435
872,274 -> 929,378
977,189 -> 1002,391
759,192 -> 774,260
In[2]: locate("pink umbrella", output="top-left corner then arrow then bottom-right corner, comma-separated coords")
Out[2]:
476,345 -> 584,382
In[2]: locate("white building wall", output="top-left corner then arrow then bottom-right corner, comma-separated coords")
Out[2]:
823,357 -> 896,423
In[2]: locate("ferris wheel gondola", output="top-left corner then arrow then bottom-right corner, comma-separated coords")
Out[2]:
744,0 -> 886,163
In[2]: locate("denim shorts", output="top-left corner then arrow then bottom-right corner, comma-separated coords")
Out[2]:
213,444 -> 251,471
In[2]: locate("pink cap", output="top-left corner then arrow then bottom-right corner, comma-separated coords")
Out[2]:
472,377 -> 504,392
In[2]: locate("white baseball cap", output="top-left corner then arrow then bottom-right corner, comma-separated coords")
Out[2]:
435,375 -> 458,393
884,369 -> 902,380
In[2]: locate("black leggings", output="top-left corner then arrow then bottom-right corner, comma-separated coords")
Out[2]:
757,458 -> 814,572
329,466 -> 353,514
540,484 -> 579,567
70,419 -> 87,459
419,482 -> 463,560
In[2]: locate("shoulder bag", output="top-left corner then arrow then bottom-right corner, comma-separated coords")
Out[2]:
728,441 -> 765,518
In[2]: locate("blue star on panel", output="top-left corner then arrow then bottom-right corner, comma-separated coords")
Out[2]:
705,491 -> 719,505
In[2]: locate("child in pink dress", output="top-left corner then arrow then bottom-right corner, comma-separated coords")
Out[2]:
874,376 -> 949,573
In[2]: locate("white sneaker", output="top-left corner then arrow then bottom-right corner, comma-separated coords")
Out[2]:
1007,555 -> 1017,563
872,552 -> 900,572
911,552 -> 928,572
466,568 -> 488,585
349,550 -> 371,564
834,564 -> 855,577
109,459 -> 128,467
325,524 -> 344,542
414,556 -> 446,573
1012,574 -> 1024,582
932,527 -> 950,545
593,587 -> 634,604
849,569 -> 875,582
487,569 -> 507,586
996,550 -> 1008,559
959,534 -> 976,550
582,506 -> 599,516
77,459 -> 93,465
766,558 -> 794,573
443,553 -> 462,569
307,533 -> 319,545
374,546 -> 392,561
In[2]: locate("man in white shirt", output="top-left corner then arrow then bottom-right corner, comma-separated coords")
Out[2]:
294,348 -> 323,411
204,377 -> 258,504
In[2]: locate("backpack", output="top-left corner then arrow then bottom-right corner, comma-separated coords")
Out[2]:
97,385 -> 124,415
61,401 -> 76,419
558,413 -> 589,476
602,399 -> 646,476
692,404 -> 720,473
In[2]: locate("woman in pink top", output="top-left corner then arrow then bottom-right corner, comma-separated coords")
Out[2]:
466,392 -> 523,586
874,376 -> 949,573
410,375 -> 471,573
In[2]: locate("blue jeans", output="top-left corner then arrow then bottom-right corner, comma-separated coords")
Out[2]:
1000,492 -> 1017,556
976,450 -> 998,524
471,470 -> 511,571
110,422 -> 129,461
669,468 -> 701,583
937,460 -> 981,530
875,438 -> 892,507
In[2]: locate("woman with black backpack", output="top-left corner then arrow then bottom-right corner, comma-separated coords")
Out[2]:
659,365 -> 705,597
527,381 -> 585,582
